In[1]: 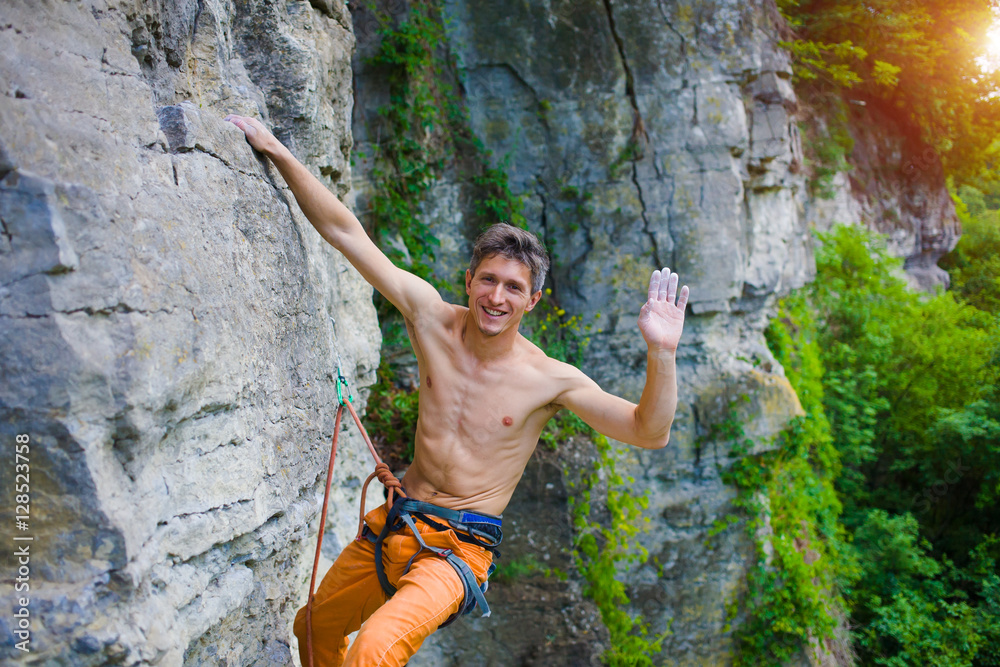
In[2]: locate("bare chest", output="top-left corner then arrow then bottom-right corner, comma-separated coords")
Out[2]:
417,353 -> 553,449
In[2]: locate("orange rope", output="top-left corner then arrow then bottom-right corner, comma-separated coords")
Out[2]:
305,401 -> 404,667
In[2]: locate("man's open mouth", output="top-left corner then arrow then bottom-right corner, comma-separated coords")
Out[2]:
482,306 -> 506,317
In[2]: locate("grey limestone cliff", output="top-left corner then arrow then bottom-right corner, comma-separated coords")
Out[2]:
0,0 -> 379,664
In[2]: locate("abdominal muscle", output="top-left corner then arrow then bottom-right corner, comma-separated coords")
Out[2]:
400,416 -> 544,516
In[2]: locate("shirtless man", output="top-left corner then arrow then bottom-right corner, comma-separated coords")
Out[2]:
225,114 -> 689,667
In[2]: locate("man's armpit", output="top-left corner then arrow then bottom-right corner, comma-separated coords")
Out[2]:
402,305 -> 434,334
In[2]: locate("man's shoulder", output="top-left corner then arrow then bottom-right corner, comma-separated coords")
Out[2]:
514,335 -> 586,380
514,332 -> 550,363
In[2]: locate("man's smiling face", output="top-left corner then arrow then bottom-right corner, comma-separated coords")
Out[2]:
465,254 -> 541,337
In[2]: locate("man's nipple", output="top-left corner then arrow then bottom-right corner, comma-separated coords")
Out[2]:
426,376 -> 432,388
503,416 -> 513,426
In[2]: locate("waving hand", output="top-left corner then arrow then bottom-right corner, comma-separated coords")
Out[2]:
638,268 -> 689,352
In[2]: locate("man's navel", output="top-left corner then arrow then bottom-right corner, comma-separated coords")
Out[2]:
426,376 -> 432,388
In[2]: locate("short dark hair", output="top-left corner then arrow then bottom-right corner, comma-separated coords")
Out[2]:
469,223 -> 550,294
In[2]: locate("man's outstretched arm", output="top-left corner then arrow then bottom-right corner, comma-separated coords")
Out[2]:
224,115 -> 441,322
556,269 -> 689,449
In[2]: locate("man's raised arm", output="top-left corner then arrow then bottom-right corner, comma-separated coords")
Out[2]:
556,269 -> 689,450
225,115 -> 441,322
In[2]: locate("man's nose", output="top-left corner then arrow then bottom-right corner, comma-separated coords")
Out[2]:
488,284 -> 505,302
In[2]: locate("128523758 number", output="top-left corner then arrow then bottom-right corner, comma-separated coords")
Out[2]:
15,434 -> 30,521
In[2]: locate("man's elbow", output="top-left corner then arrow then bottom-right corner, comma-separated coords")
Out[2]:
646,432 -> 671,450
319,224 -> 346,251
634,427 -> 671,450
631,410 -> 672,449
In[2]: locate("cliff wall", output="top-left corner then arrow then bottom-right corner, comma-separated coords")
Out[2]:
0,1 -> 379,664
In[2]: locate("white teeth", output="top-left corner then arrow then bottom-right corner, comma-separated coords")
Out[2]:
484,307 -> 504,316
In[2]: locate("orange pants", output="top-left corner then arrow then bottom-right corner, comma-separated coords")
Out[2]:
293,503 -> 494,667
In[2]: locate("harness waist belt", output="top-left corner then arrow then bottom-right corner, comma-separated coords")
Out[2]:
366,496 -> 503,626
400,499 -> 503,528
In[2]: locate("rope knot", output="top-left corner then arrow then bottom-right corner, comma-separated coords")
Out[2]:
374,462 -> 402,491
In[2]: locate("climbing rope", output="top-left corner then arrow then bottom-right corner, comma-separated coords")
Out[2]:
305,367 -> 405,667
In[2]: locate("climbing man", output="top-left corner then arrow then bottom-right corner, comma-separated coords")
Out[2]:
225,114 -> 689,667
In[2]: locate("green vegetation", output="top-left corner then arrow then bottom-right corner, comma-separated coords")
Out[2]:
363,360 -> 420,468
570,431 -> 667,666
757,6 -> 1000,657
361,0 -> 526,289
942,185 -> 1000,313
777,0 -> 1000,183
739,222 -> 1000,665
362,3 -> 448,283
800,99 -> 854,198
708,397 -> 849,666
523,288 -> 597,368
491,554 -> 545,583
357,0 -> 531,354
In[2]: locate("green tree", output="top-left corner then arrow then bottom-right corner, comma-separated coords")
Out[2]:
767,225 -> 1000,665
942,187 -> 1000,313
778,0 -> 1000,183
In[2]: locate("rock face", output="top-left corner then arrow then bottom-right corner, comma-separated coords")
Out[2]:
0,1 -> 380,664
350,1 -> 813,664
845,101 -> 959,291
802,99 -> 960,291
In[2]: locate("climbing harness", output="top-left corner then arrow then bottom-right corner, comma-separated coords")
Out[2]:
361,495 -> 501,627
304,364 -> 499,667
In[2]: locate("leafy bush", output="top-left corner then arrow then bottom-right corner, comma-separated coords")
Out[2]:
942,186 -> 1000,314
760,223 -> 1000,666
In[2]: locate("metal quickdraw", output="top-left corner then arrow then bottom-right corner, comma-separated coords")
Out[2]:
335,364 -> 353,407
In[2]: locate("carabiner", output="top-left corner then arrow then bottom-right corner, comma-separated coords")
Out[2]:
336,366 -> 354,405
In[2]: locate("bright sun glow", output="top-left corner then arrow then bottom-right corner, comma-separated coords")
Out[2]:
988,25 -> 1000,60
982,20 -> 1000,72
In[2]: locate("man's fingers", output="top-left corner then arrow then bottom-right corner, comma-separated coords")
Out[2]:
648,268 -> 688,311
224,114 -> 258,139
677,284 -> 690,311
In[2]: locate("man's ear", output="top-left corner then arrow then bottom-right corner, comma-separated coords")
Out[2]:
465,269 -> 473,295
525,290 -> 543,312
